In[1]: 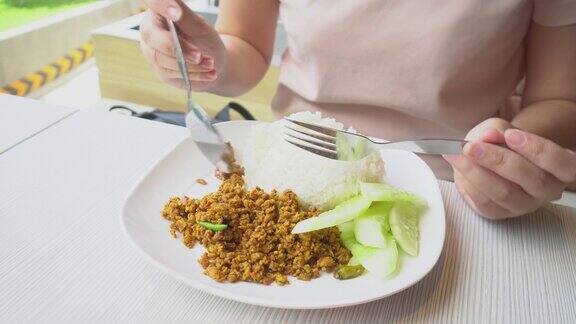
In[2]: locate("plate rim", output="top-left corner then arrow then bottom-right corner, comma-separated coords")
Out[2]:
121,120 -> 446,309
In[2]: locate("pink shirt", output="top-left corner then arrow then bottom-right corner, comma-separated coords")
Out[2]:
272,0 -> 576,178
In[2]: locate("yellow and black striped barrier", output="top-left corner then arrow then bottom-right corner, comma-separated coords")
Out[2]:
0,42 -> 94,97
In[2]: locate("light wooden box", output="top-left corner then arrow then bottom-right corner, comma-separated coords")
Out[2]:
92,5 -> 284,121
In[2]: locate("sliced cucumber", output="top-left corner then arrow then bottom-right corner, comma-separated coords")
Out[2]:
338,221 -> 358,251
366,202 -> 392,232
338,221 -> 398,278
389,202 -> 420,256
333,183 -> 423,278
348,255 -> 360,266
353,137 -> 367,159
354,214 -> 387,248
359,235 -> 398,279
292,196 -> 371,234
336,133 -> 355,161
360,182 -> 427,209
337,134 -> 368,160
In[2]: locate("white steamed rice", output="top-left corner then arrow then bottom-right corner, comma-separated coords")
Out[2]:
238,111 -> 384,210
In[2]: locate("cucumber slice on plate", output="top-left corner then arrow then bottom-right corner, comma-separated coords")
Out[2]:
364,202 -> 392,231
338,221 -> 357,250
292,196 -> 371,234
354,215 -> 386,248
389,202 -> 420,256
360,182 -> 427,209
353,203 -> 392,248
338,222 -> 398,278
359,235 -> 398,279
348,255 -> 361,266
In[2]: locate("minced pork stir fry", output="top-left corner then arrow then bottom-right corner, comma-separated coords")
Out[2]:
161,172 -> 351,285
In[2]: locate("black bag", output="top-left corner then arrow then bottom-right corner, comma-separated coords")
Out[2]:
109,102 -> 256,125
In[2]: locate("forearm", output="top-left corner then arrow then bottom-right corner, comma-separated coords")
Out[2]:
514,22 -> 576,151
206,34 -> 269,97
511,99 -> 576,150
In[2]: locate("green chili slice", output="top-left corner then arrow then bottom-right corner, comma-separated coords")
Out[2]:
197,221 -> 228,232
333,264 -> 365,280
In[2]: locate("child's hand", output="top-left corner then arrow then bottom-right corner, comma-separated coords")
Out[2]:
139,0 -> 226,91
444,118 -> 576,219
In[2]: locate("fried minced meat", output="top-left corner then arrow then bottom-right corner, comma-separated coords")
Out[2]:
161,174 -> 351,285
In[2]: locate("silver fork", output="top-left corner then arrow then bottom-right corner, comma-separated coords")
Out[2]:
284,118 -> 467,160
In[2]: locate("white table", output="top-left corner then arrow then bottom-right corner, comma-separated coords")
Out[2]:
1,106 -> 576,323
0,94 -> 76,154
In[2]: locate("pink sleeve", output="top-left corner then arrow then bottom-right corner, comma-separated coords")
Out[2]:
533,0 -> 576,26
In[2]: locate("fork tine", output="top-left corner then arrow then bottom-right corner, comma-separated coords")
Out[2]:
284,130 -> 337,151
285,118 -> 338,139
284,138 -> 338,160
285,123 -> 336,144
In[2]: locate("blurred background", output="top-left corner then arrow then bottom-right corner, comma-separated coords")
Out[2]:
0,0 -> 279,121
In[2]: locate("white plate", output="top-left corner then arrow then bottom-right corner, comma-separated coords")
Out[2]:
122,121 -> 445,309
